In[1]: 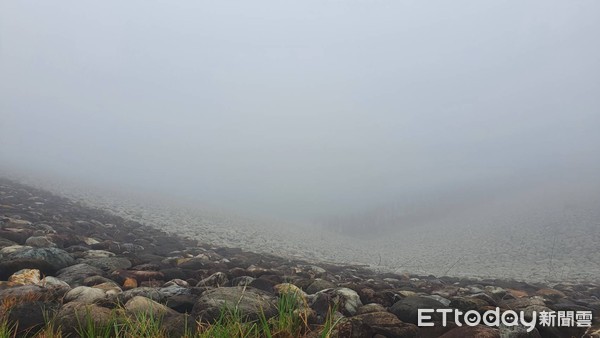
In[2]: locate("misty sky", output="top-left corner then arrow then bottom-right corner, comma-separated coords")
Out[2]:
1,1 -> 599,221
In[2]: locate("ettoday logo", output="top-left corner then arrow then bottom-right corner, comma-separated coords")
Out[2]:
418,308 -> 592,332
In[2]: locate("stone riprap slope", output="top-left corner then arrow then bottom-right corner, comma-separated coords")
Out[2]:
27,175 -> 600,284
1,178 -> 600,337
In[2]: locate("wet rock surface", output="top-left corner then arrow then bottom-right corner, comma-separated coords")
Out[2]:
1,178 -> 599,337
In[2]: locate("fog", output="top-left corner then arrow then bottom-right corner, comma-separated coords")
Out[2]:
2,1 -> 600,229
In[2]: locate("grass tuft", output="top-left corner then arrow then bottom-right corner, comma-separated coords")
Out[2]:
0,315 -> 17,338
0,290 -> 342,338
74,306 -> 120,338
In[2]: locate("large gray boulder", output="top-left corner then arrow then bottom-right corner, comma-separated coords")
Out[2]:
56,263 -> 104,286
0,246 -> 74,277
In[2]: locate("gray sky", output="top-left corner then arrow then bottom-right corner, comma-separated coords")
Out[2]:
1,1 -> 599,221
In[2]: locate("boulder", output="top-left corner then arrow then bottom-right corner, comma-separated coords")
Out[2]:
231,276 -> 255,287
0,247 -> 74,278
439,325 -> 500,338
25,236 -> 56,248
56,263 -> 104,286
80,250 -> 115,259
8,269 -> 41,285
125,295 -> 177,318
498,323 -> 542,337
311,287 -> 363,317
83,275 -> 115,286
176,257 -> 207,270
248,277 -> 277,293
6,301 -> 59,336
425,294 -> 452,306
0,228 -> 34,244
449,296 -> 490,312
81,257 -> 132,272
196,272 -> 228,287
122,287 -> 164,302
0,285 -> 47,303
166,294 -> 197,313
159,284 -> 191,298
64,286 -> 106,303
356,303 -> 387,315
338,311 -> 419,338
306,279 -> 336,294
92,281 -> 122,296
40,276 -> 70,288
55,302 -> 118,337
113,270 -> 165,284
124,296 -> 193,336
191,286 -> 277,323
0,236 -> 17,249
390,296 -> 448,325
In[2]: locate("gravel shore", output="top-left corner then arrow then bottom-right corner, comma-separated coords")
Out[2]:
9,175 -> 600,283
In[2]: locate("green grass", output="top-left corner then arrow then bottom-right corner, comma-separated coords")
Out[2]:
196,305 -> 259,338
319,300 -> 342,338
0,290 -> 342,338
126,307 -> 168,338
0,316 -> 17,338
74,306 -> 120,338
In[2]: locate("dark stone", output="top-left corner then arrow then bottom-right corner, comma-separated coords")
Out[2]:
191,286 -> 277,323
306,279 -> 336,294
449,297 -> 489,312
177,258 -> 207,270
81,257 -> 132,272
249,277 -> 277,293
55,302 -> 118,337
0,236 -> 17,248
7,301 -> 59,337
0,229 -> 33,244
390,296 -> 448,325
56,263 -> 104,286
160,268 -> 189,281
338,311 -> 419,338
131,263 -> 160,271
166,295 -> 197,313
439,325 -> 500,338
0,247 -> 74,278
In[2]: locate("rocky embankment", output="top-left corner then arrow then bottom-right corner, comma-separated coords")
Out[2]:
1,178 -> 599,337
